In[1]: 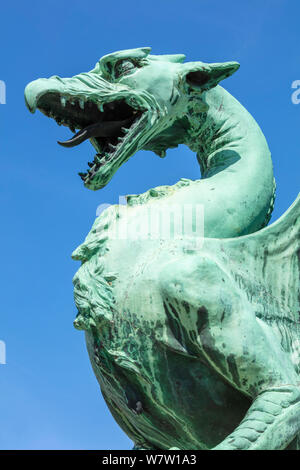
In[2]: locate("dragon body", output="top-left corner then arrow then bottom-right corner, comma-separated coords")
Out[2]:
25,48 -> 300,449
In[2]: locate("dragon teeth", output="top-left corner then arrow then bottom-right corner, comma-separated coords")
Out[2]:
93,154 -> 107,165
60,96 -> 67,107
98,103 -> 104,112
79,99 -> 85,110
108,143 -> 116,152
78,172 -> 87,180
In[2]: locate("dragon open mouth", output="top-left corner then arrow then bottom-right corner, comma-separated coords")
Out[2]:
25,48 -> 242,192
34,92 -> 146,187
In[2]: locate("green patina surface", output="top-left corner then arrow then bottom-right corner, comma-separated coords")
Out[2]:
25,48 -> 299,450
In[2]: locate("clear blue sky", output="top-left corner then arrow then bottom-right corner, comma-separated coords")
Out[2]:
0,0 -> 299,450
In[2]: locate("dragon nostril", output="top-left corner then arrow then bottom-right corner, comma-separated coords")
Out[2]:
186,70 -> 210,87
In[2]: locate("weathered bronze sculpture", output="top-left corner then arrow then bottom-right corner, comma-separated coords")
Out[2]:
25,48 -> 300,450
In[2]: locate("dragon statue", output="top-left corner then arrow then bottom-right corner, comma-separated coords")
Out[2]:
25,47 -> 300,450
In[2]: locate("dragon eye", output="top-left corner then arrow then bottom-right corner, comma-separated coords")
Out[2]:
114,60 -> 136,78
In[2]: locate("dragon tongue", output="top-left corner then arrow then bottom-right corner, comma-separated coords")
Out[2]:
58,128 -> 89,148
57,117 -> 134,148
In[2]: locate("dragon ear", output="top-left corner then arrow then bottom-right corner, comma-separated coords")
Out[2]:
183,61 -> 240,91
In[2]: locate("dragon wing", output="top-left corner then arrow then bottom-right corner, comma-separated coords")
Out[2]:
220,194 -> 300,324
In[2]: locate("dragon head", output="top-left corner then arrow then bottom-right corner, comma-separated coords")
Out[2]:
25,47 -> 239,190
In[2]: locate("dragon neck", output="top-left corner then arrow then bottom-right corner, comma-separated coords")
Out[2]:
127,86 -> 275,238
